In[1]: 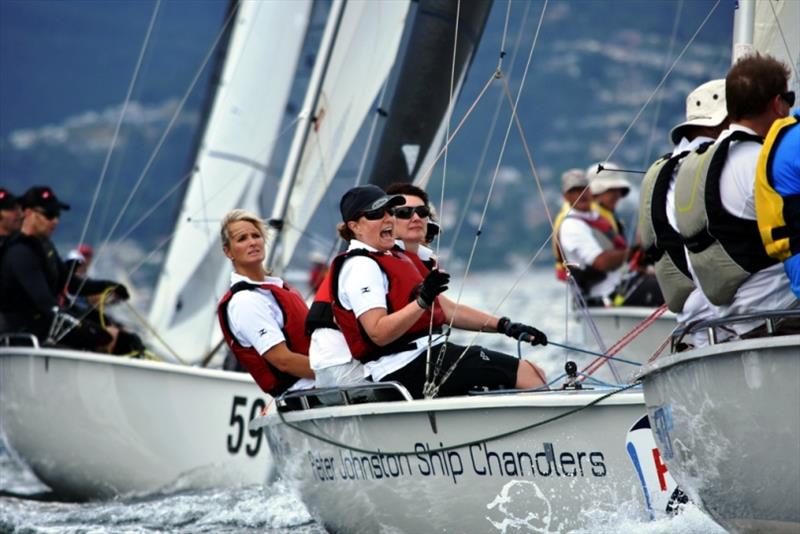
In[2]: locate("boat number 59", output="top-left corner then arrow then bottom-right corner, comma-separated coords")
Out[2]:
226,395 -> 266,456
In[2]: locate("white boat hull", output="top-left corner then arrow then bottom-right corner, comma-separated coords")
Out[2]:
639,335 -> 800,533
0,346 -> 270,500
254,388 -> 681,532
581,307 -> 676,369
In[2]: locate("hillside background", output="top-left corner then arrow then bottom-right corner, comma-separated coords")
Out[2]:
0,0 -> 733,296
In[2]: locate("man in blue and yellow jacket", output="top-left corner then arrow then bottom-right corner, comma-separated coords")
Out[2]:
756,111 -> 799,297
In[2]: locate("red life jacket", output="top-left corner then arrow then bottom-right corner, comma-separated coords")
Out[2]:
330,248 -> 446,362
217,281 -> 310,396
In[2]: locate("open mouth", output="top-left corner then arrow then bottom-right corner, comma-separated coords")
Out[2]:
380,224 -> 393,239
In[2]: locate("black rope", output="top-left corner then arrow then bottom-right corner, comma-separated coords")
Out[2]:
275,382 -> 641,457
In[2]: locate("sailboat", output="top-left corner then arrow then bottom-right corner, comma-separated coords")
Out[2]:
0,0 -> 314,500
637,0 -> 800,531
251,1 -> 691,531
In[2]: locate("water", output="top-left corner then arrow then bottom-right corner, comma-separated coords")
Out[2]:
0,269 -> 726,533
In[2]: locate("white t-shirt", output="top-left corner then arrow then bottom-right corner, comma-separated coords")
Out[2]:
227,272 -> 314,391
337,240 -> 426,380
558,210 -> 623,298
309,327 -> 356,370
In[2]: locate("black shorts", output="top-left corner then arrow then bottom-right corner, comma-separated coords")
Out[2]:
382,343 -> 520,399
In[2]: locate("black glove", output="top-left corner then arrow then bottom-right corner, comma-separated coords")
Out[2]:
497,316 -> 547,346
110,283 -> 130,301
416,269 -> 450,309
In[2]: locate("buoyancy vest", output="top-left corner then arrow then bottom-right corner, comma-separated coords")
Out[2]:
217,281 -> 310,396
639,151 -> 694,312
553,204 -> 626,294
553,202 -> 625,281
674,130 -> 777,306
331,248 -> 446,362
756,114 -> 800,261
305,269 -> 338,334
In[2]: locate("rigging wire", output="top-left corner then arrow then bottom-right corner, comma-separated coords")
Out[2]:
446,0 -> 533,258
94,2 -> 242,266
62,0 -> 161,305
641,0 -> 684,169
603,0 -> 722,164
425,0 -> 551,398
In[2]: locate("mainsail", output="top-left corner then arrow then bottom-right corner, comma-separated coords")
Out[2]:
754,0 -> 799,91
148,0 -> 312,362
265,0 -> 412,274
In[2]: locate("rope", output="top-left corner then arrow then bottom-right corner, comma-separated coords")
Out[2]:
276,382 -> 640,457
547,341 -> 643,367
580,304 -> 668,379
120,301 -> 182,364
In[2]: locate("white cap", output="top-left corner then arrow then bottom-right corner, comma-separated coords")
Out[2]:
586,162 -> 630,197
669,79 -> 727,144
66,249 -> 86,263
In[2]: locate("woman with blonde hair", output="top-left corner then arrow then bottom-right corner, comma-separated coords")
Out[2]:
216,209 -> 313,396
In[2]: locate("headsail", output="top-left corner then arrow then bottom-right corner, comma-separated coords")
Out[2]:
363,0 -> 493,189
265,0 -> 412,274
754,0 -> 799,91
148,0 -> 312,362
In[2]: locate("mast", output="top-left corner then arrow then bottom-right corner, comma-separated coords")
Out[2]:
265,0 -> 346,268
732,0 -> 756,62
263,0 -> 413,274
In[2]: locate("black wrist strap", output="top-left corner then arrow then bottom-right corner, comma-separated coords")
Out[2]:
497,316 -> 510,333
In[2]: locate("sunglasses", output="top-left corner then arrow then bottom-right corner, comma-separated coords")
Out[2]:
33,207 -> 60,220
780,90 -> 795,107
392,205 -> 431,219
357,206 -> 392,221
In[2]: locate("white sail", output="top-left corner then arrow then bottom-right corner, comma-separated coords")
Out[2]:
148,0 -> 312,363
754,0 -> 799,92
266,0 -> 411,274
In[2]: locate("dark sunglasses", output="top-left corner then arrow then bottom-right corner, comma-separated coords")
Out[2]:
780,90 -> 795,107
357,206 -> 392,221
33,207 -> 60,220
392,205 -> 431,219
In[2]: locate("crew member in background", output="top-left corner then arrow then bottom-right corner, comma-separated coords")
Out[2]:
756,110 -> 799,298
0,188 -> 22,250
639,79 -> 729,347
587,162 -> 664,306
217,209 -> 314,396
553,169 -> 627,305
329,184 -> 547,399
673,53 -> 796,338
0,186 -> 130,350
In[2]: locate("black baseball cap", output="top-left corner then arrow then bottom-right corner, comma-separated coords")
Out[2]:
0,188 -> 20,210
21,186 -> 71,217
340,185 -> 405,222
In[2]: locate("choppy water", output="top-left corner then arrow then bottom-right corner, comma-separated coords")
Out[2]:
0,269 -> 726,533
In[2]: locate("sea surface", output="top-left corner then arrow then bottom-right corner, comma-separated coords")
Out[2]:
0,269 -> 726,533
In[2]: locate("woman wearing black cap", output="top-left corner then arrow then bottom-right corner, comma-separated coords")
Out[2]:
319,184 -> 548,399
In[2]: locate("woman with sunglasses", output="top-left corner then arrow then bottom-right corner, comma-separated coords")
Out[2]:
217,209 -> 314,396
320,184 -> 547,399
386,181 -> 549,376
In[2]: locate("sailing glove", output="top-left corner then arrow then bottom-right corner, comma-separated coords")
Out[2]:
416,269 -> 450,309
497,316 -> 548,346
